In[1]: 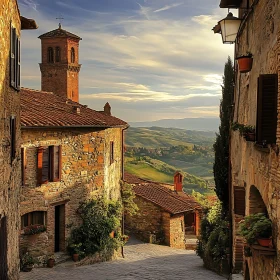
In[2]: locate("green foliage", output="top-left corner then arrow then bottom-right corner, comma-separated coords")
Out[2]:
121,180 -> 139,216
20,252 -> 38,269
231,122 -> 255,134
68,198 -> 124,257
213,57 -> 234,213
238,213 -> 272,244
196,201 -> 229,274
192,190 -> 214,210
68,243 -> 82,254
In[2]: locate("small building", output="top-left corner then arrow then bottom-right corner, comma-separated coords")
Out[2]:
19,25 -> 128,260
124,172 -> 201,249
0,1 -> 37,278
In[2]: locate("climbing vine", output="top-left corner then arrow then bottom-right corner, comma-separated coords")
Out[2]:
121,180 -> 139,216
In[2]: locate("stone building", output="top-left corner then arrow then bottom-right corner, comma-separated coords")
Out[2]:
19,26 -> 128,260
0,1 -> 37,278
216,0 -> 280,279
124,172 -> 201,249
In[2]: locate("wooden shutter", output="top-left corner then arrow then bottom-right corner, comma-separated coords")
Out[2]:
10,24 -> 16,88
256,74 -> 278,144
16,36 -> 20,90
37,147 -> 49,184
0,217 -> 8,279
234,187 -> 245,216
51,146 -> 61,182
21,147 -> 26,186
10,116 -> 16,163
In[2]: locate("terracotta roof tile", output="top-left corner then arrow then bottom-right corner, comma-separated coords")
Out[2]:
38,27 -> 81,40
124,173 -> 201,214
21,88 -> 128,128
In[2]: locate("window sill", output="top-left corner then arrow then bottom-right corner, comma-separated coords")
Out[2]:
251,245 -> 276,256
254,144 -> 270,153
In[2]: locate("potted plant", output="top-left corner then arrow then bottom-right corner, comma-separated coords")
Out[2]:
23,224 -> 47,235
244,245 -> 252,257
231,122 -> 255,141
20,252 -> 37,272
236,52 -> 253,73
68,243 -> 82,262
239,213 -> 272,246
47,255 -> 55,268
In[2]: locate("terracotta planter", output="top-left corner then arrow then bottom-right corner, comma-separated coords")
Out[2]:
110,231 -> 115,238
47,258 -> 55,268
257,238 -> 271,247
236,56 -> 253,73
244,132 -> 255,142
72,253 -> 79,262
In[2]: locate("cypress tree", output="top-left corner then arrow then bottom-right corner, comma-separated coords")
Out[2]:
213,57 -> 234,213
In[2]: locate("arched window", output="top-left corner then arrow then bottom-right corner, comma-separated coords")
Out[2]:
21,211 -> 46,229
55,46 -> 61,62
71,47 -> 75,63
47,47 -> 54,63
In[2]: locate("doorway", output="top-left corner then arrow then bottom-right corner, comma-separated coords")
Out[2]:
0,216 -> 8,279
54,205 -> 65,252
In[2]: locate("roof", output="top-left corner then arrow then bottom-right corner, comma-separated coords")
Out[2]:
124,173 -> 201,215
38,27 -> 81,40
21,88 -> 128,128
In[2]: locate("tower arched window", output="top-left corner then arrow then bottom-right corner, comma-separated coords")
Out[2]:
47,47 -> 54,63
71,47 -> 75,63
55,46 -> 61,62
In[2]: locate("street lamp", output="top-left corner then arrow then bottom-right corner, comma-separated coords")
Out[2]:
218,12 -> 242,43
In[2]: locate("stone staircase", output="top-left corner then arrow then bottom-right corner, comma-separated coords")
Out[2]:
54,252 -> 72,266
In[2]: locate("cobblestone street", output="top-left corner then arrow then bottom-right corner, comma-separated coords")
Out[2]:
20,238 -> 226,280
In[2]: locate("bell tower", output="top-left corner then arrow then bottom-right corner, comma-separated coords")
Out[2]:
39,24 -> 82,102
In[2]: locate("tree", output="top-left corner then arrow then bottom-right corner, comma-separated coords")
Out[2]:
213,57 -> 234,213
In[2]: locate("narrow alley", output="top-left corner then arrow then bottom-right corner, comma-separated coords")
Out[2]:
20,238 -> 226,280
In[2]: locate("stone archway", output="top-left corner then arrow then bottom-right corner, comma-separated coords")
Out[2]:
249,186 -> 267,215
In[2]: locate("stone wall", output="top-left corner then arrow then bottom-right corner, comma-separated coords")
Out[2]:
231,0 -> 280,278
0,1 -> 21,279
20,127 -> 123,258
169,214 -> 185,249
125,196 -> 164,242
125,196 -> 186,248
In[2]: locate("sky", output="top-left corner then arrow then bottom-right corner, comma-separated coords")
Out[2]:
19,0 -> 234,122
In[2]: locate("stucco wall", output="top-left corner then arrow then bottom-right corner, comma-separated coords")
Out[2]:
0,1 -> 21,279
231,0 -> 280,278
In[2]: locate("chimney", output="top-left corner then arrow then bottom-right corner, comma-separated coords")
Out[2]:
104,102 -> 111,116
174,171 -> 183,192
73,105 -> 81,114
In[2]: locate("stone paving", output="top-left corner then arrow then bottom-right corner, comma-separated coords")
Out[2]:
20,237 -> 226,280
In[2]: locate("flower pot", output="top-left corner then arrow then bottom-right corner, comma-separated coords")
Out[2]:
244,132 -> 255,142
47,258 -> 55,268
257,238 -> 271,247
72,253 -> 79,262
236,56 -> 253,73
110,231 -> 115,238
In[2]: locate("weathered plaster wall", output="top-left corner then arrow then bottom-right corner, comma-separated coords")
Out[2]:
0,1 -> 21,278
231,0 -> 280,278
20,127 -> 123,257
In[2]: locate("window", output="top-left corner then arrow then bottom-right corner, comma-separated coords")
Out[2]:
71,47 -> 75,63
10,24 -> 20,90
110,141 -> 114,164
21,211 -> 46,229
234,187 -> 245,216
55,46 -> 61,62
47,47 -> 54,63
37,146 -> 61,184
256,74 -> 278,145
10,116 -> 16,163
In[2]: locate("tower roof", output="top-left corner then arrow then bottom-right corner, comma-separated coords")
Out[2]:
38,27 -> 81,40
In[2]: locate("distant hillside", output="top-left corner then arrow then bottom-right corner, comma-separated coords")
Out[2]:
125,127 -> 215,148
129,118 -> 220,132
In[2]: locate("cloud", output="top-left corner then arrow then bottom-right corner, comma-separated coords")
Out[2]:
154,3 -> 183,13
19,0 -> 233,122
19,0 -> 39,11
